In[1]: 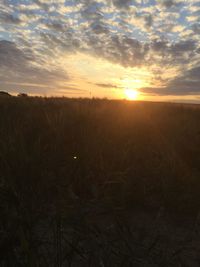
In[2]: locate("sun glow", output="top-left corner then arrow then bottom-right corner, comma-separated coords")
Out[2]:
125,89 -> 139,100
59,53 -> 152,99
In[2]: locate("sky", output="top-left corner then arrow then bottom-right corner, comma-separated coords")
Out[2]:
0,0 -> 200,101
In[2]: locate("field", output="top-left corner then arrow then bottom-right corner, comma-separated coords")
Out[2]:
1,97 -> 200,266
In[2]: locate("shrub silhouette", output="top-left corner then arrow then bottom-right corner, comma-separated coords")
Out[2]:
0,91 -> 11,97
18,93 -> 28,97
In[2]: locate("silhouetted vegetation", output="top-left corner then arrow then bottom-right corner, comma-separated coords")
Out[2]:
18,93 -> 28,97
0,97 -> 200,266
0,91 -> 11,97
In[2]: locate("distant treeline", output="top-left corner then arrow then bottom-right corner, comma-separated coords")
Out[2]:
0,91 -> 28,97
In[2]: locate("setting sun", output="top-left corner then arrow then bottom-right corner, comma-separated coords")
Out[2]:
125,89 -> 139,100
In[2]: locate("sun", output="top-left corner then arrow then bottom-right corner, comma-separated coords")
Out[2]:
125,89 -> 139,100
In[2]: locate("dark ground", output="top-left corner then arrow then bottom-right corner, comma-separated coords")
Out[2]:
0,97 -> 200,266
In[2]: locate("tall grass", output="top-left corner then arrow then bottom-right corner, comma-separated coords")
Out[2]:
0,97 -> 200,266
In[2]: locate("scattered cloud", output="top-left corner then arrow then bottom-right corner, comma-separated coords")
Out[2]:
0,0 -> 199,98
142,66 -> 200,95
95,83 -> 121,88
0,40 -> 69,95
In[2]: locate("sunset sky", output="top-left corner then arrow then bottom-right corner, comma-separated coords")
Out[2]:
0,0 -> 200,101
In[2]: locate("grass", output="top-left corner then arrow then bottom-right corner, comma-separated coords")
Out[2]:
0,97 -> 200,266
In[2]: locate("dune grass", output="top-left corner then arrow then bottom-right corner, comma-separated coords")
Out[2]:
0,97 -> 200,266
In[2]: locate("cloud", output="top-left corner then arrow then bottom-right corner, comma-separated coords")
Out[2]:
192,23 -> 200,34
44,21 -> 66,32
111,0 -> 132,9
0,40 -> 69,94
95,83 -> 121,88
0,0 -> 200,98
0,13 -> 22,24
0,40 -> 32,68
142,66 -> 200,95
149,39 -> 198,66
158,0 -> 183,8
90,22 -> 109,34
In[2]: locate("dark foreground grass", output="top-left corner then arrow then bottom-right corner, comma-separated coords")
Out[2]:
0,97 -> 200,266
